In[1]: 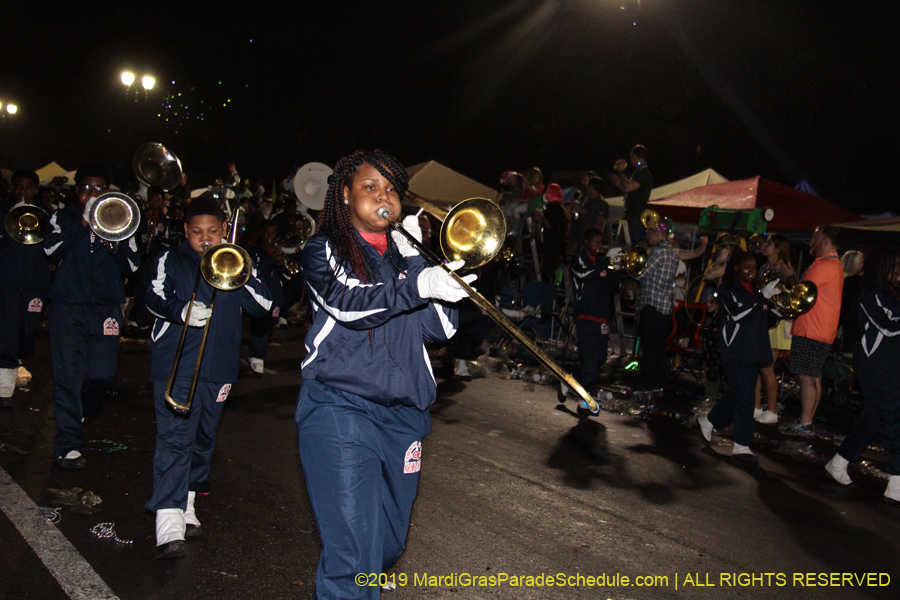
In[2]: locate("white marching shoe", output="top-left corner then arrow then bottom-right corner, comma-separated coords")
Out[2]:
825,453 -> 854,486
155,508 -> 186,560
184,491 -> 202,537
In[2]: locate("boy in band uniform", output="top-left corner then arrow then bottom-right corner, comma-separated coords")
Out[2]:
0,170 -> 52,409
145,197 -> 271,559
44,164 -> 141,469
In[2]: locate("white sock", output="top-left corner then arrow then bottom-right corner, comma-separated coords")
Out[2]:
733,443 -> 754,456
456,359 -> 470,377
560,382 -> 570,397
184,491 -> 200,527
156,509 -> 185,545
0,368 -> 17,398
886,475 -> 900,501
249,358 -> 264,373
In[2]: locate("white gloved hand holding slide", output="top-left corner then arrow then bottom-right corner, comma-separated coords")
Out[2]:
761,280 -> 780,300
391,215 -> 422,258
181,301 -> 212,327
417,260 -> 477,303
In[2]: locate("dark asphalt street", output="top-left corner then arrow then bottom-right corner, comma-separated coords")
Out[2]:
1,323 -> 899,600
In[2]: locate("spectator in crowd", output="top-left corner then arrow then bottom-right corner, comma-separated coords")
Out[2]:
838,249 -> 864,353
788,225 -> 844,435
610,144 -> 652,247
633,217 -> 678,394
225,161 -> 241,190
568,176 -> 609,254
530,183 -> 568,284
754,234 -> 797,425
521,167 -> 545,202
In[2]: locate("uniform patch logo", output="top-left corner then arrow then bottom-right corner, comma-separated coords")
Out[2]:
103,318 -> 119,336
600,270 -> 607,277
216,384 -> 232,403
398,271 -> 407,280
273,306 -> 281,318
404,441 -> 422,474
601,322 -> 609,335
28,298 -> 43,313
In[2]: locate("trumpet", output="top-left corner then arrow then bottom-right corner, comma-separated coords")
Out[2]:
380,195 -> 601,413
276,253 -> 300,275
756,269 -> 817,319
87,192 -> 142,252
164,210 -> 252,414
4,204 -> 49,244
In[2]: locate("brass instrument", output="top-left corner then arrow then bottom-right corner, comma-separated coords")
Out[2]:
756,268 -> 818,319
609,246 -> 649,277
381,196 -> 601,413
87,192 -> 141,250
277,210 -> 316,254
165,210 -> 252,414
640,209 -> 663,232
276,254 -> 300,275
747,233 -> 766,253
133,143 -> 183,191
4,204 -> 49,244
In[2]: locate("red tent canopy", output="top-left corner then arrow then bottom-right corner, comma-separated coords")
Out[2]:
649,176 -> 863,233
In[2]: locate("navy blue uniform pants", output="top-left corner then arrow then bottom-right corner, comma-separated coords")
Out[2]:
638,305 -> 671,390
249,310 -> 278,361
0,288 -> 44,369
49,303 -> 121,457
296,380 -> 430,600
576,319 -> 608,392
146,379 -> 229,512
708,362 -> 763,447
838,372 -> 900,475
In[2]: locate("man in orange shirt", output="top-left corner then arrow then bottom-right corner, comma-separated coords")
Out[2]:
788,226 -> 844,434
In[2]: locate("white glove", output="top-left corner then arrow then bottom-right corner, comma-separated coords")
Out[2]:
761,280 -> 779,300
606,247 -> 624,260
391,215 -> 422,258
181,301 -> 211,327
82,197 -> 97,223
417,260 -> 477,303
772,307 -> 784,317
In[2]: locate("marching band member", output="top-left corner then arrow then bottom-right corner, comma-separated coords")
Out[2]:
145,197 -> 272,559
44,164 -> 141,469
699,251 -> 780,463
0,170 -> 51,409
247,221 -> 287,377
296,150 -> 473,599
825,246 -> 900,506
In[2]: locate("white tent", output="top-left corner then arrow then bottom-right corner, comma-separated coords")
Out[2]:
36,161 -> 72,184
406,161 -> 498,208
604,168 -> 729,219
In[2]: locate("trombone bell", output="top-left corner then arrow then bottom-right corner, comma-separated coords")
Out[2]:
5,205 -> 49,244
201,246 -> 251,291
438,198 -> 505,269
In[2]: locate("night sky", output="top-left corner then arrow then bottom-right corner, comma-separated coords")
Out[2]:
1,1 -> 896,213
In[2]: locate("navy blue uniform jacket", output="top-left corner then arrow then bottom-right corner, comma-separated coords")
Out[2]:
718,279 -> 777,365
147,241 -> 272,382
571,252 -> 621,318
0,202 -> 52,296
854,282 -> 900,375
249,243 -> 286,312
300,232 -> 459,410
44,204 -> 141,305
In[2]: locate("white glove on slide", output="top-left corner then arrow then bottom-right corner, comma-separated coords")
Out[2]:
391,215 -> 422,258
761,280 -> 779,300
182,301 -> 212,327
417,260 -> 477,303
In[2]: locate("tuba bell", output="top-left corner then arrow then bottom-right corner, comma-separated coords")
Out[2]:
133,143 -> 183,191
5,204 -> 49,244
640,209 -> 662,231
757,269 -> 818,319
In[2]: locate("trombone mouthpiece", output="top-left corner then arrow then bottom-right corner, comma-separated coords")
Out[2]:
376,208 -> 391,221
200,242 -> 212,253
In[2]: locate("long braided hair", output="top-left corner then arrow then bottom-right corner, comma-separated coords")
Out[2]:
318,150 -> 409,283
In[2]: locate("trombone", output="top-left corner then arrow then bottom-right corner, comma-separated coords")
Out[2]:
4,204 -> 49,244
87,192 -> 142,252
164,210 -> 252,414
381,195 -> 601,413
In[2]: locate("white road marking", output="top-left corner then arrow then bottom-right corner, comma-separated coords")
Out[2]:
0,465 -> 119,600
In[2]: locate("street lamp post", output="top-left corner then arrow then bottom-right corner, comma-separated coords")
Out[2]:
121,71 -> 156,102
